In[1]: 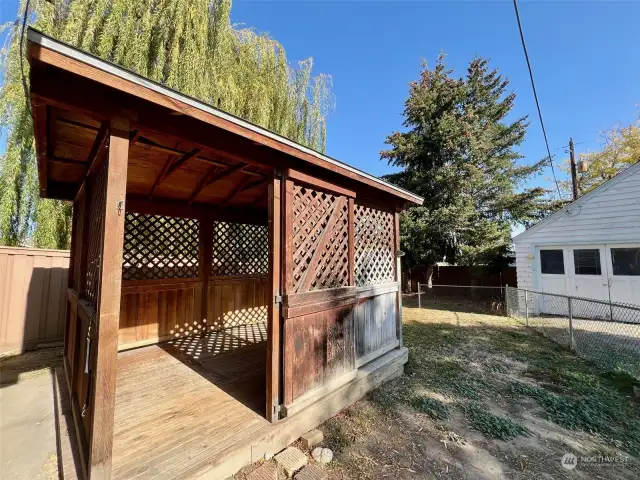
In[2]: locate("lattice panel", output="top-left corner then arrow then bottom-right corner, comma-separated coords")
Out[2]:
211,222 -> 268,276
292,185 -> 349,292
355,203 -> 395,286
122,213 -> 200,280
84,160 -> 108,308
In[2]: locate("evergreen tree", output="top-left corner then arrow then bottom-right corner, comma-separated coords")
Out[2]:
0,0 -> 333,248
382,55 -> 557,284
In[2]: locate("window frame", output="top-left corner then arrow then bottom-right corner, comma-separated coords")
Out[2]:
540,249 -> 566,275
572,248 -> 602,276
610,247 -> 640,277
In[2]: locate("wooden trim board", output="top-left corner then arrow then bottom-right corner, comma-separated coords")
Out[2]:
355,340 -> 400,369
357,282 -> 399,299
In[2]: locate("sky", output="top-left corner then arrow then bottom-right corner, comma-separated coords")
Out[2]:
2,0 -> 639,204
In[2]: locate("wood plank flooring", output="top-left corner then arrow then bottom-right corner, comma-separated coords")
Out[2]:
111,322 -> 268,479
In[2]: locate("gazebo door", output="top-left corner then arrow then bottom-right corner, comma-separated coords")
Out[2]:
280,170 -> 357,408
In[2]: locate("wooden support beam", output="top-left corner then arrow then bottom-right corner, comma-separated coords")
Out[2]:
288,169 -> 356,198
31,101 -> 48,197
146,146 -> 200,199
53,118 -> 267,177
129,129 -> 140,145
282,174 -> 294,296
266,175 -> 281,422
126,195 -> 268,225
47,107 -> 58,158
188,162 -> 247,205
148,155 -> 177,198
86,122 -> 109,177
394,211 -> 403,348
88,118 -> 129,479
199,216 -> 213,335
164,147 -> 201,178
218,177 -> 267,210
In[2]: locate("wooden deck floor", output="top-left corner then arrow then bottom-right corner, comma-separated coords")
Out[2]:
111,322 -> 268,480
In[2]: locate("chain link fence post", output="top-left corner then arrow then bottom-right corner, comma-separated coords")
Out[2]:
524,290 -> 529,326
568,296 -> 575,351
505,284 -> 510,316
418,282 -> 421,309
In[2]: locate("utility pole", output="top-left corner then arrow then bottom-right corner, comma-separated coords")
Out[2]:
569,137 -> 579,201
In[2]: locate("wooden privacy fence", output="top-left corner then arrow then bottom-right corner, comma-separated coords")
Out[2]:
0,246 -> 69,355
409,265 -> 517,291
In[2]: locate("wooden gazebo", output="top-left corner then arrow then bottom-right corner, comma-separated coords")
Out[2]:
26,28 -> 423,480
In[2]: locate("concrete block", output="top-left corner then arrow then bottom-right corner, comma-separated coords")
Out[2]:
300,429 -> 324,450
294,464 -> 328,480
274,447 -> 308,478
246,462 -> 278,480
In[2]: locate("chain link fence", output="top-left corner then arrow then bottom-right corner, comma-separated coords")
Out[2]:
417,284 -> 506,315
505,286 -> 640,379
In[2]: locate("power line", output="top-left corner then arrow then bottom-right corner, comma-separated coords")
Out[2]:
512,0 -> 562,200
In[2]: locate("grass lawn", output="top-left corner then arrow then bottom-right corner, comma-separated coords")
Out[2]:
318,298 -> 640,479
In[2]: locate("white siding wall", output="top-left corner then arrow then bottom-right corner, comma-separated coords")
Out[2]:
514,164 -> 640,292
514,242 -> 535,290
518,167 -> 640,246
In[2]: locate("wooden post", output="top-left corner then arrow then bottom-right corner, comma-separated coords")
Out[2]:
281,170 -> 294,406
88,118 -> 129,479
200,216 -> 213,334
64,203 -> 80,361
393,212 -> 402,348
394,211 -> 403,347
266,175 -> 281,422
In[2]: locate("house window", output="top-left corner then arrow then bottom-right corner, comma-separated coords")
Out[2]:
611,248 -> 640,276
573,249 -> 602,275
540,249 -> 565,274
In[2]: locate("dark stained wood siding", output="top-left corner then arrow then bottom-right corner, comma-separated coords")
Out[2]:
285,303 -> 355,403
282,170 -> 358,406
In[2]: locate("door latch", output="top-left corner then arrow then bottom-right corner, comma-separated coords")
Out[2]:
274,294 -> 283,304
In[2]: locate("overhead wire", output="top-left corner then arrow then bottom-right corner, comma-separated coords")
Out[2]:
512,0 -> 563,200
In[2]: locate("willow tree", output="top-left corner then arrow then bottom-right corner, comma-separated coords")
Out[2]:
0,0 -> 333,248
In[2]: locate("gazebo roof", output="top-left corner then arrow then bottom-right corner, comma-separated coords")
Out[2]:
26,28 -> 423,209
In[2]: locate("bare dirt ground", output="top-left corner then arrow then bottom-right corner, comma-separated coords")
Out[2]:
313,299 -> 640,479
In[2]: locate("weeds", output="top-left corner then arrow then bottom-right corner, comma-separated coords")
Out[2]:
510,380 -> 640,452
408,395 -> 450,420
460,401 -> 529,440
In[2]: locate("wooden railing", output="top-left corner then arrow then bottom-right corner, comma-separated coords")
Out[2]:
0,246 -> 69,355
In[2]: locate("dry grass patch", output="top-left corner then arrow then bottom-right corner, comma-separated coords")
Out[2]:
317,302 -> 640,479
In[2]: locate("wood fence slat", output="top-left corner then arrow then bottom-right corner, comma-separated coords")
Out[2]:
0,248 -> 70,354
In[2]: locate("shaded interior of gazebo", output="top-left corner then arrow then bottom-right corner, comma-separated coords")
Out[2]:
27,29 -> 422,480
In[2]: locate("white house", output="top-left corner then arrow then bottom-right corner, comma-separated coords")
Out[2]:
513,161 -> 640,307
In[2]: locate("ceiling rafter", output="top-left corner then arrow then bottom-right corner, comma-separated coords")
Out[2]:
218,177 -> 269,210
188,162 -> 248,205
54,116 -> 268,176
